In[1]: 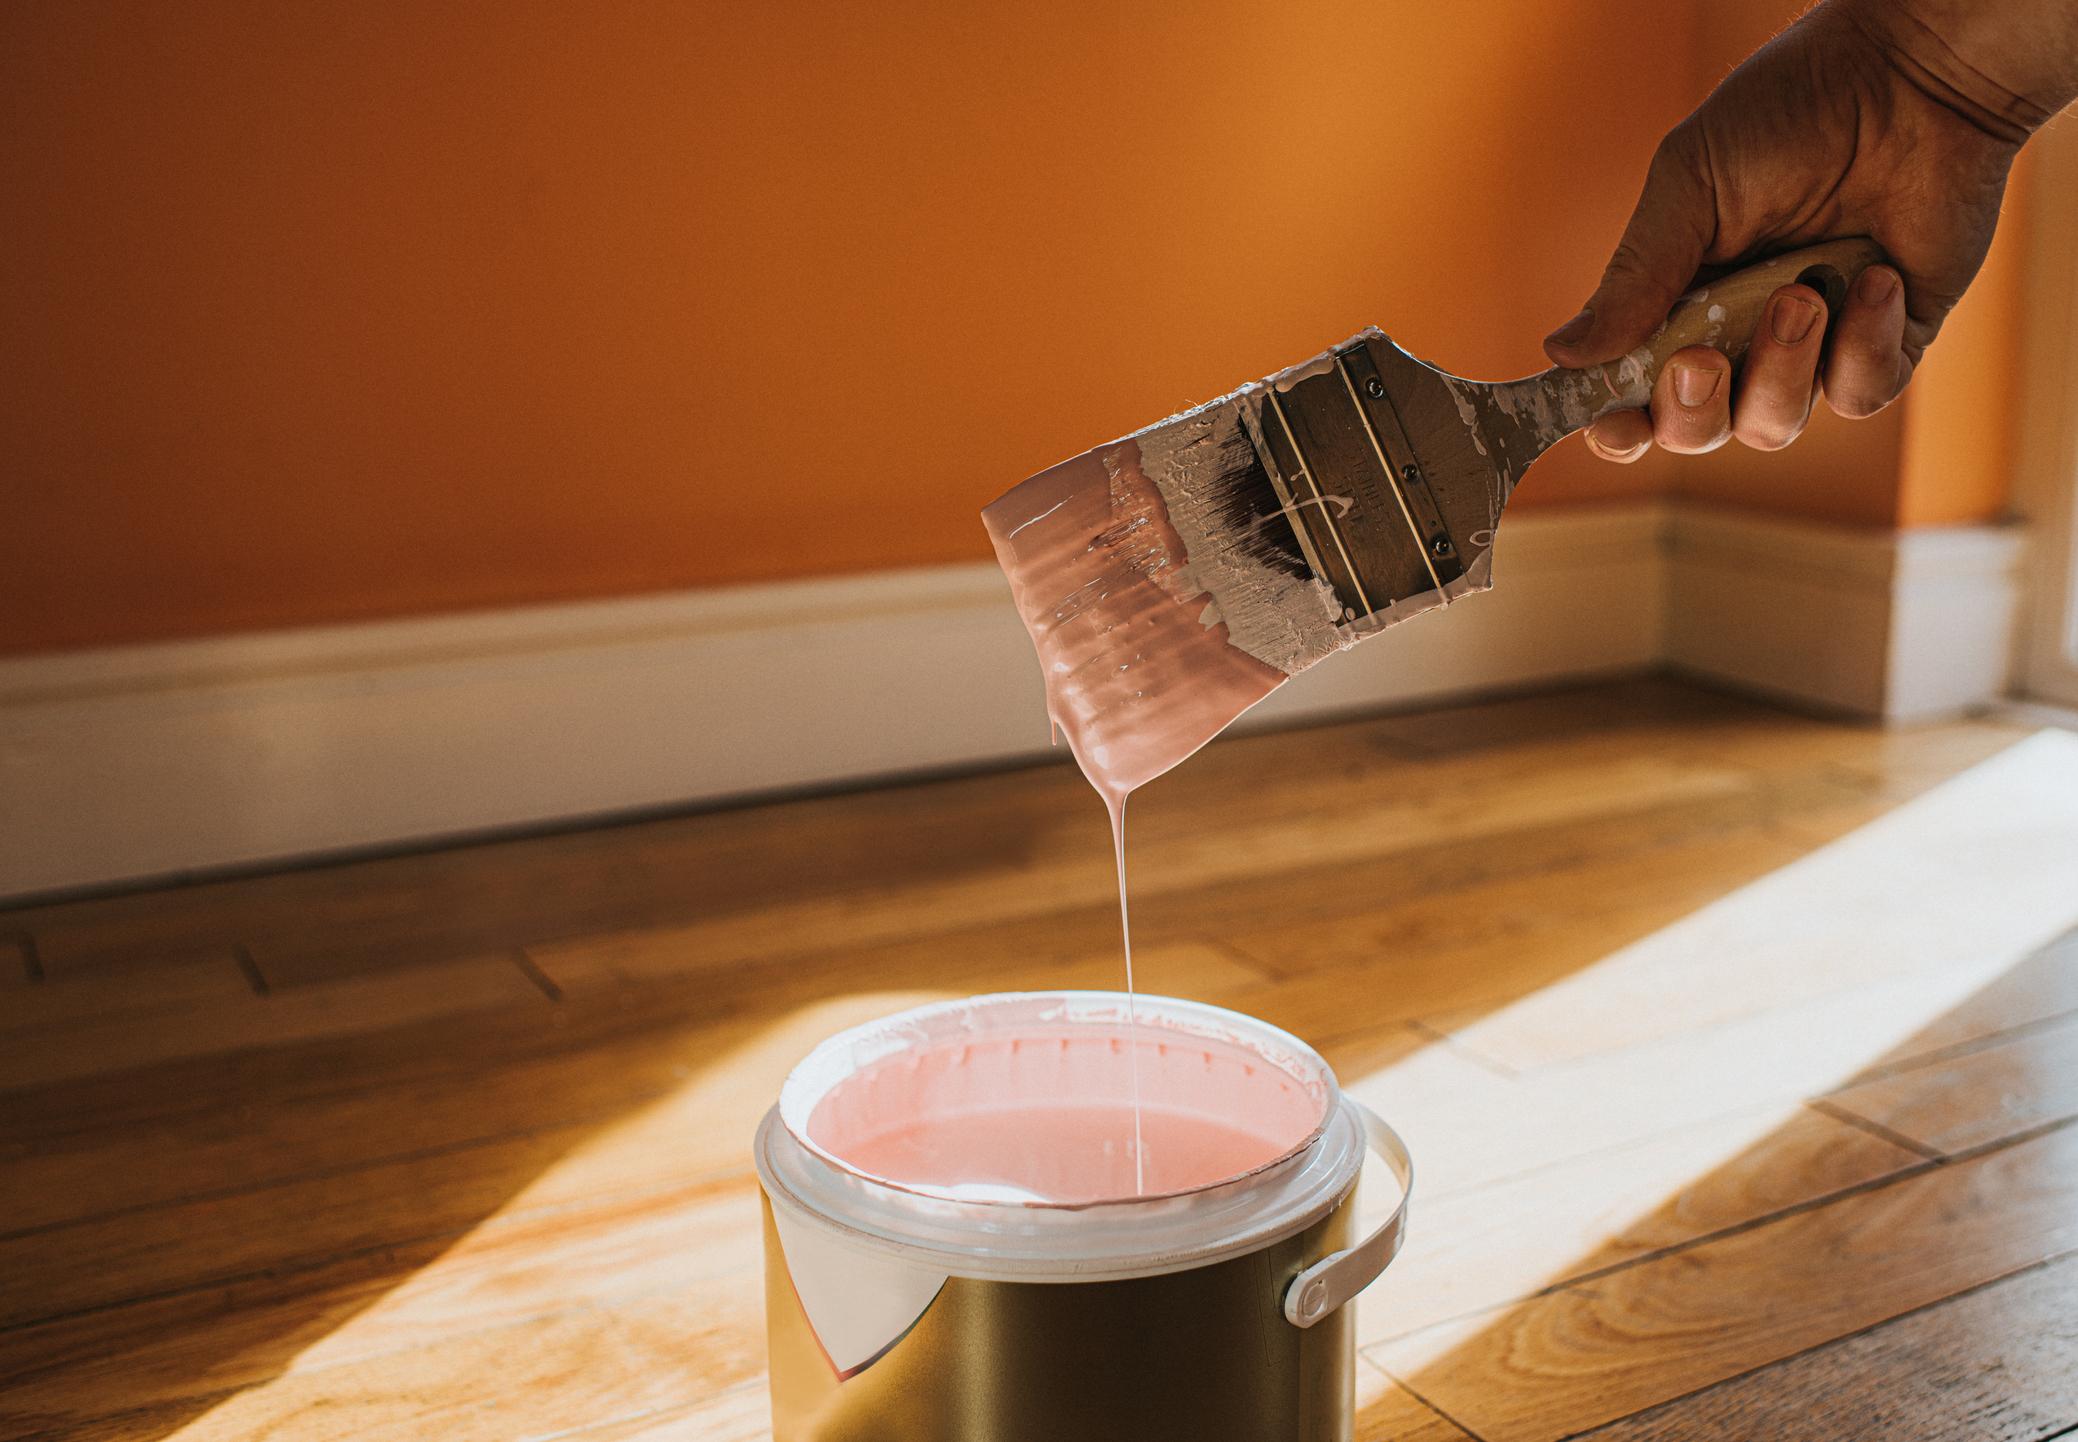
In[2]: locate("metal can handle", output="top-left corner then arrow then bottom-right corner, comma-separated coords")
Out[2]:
1283,1100 -> 1413,1328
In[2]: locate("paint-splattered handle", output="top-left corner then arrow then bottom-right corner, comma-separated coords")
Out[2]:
1571,237 -> 1890,419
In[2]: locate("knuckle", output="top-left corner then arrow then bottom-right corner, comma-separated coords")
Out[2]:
1585,418 -> 1650,462
1647,127 -> 1703,180
1602,240 -> 1658,288
1825,350 -> 1907,420
1737,371 -> 1818,429
1735,417 -> 1798,452
1656,415 -> 1732,456
1829,388 -> 1894,421
1766,285 -> 1829,342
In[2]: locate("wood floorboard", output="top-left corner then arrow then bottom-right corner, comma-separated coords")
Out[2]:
1355,1102 -> 1919,1345
1425,732 -> 2078,1072
0,933 -> 38,985
3,681 -> 2071,1441
1580,1252 -> 2078,1441
0,950 -> 547,1090
1367,1122 -> 2078,1442
0,1172 -> 755,1431
1337,937 -> 2078,1205
1354,1358 -> 1478,1441
1823,1007 -> 2078,1157
0,944 -> 1265,1241
0,951 -> 250,1037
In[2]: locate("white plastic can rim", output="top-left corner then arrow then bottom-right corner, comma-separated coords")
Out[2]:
756,991 -> 1395,1283
777,990 -> 1337,1209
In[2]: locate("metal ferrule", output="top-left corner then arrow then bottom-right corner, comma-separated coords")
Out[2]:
1250,340 -> 1468,624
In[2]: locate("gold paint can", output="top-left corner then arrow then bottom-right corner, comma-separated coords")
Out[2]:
753,992 -> 1413,1442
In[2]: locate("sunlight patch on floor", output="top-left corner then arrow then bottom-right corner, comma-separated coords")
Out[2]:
1439,731 -> 2078,1073
1346,730 -> 2078,1364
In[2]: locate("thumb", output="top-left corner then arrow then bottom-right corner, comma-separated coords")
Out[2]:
1545,132 -> 1717,368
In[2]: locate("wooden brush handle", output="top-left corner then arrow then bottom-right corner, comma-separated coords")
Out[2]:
1564,237 -> 1889,419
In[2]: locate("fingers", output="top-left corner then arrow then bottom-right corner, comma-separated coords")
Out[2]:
1824,264 -> 1913,418
1651,346 -> 1734,454
1575,265 -> 1914,466
1582,344 -> 1734,463
1731,284 -> 1826,451
1584,411 -> 1653,463
1545,129 -> 1717,369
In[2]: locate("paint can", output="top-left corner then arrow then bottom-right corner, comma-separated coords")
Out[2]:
753,991 -> 1413,1441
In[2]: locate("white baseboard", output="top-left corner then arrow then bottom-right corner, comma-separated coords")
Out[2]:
1664,506 -> 2026,721
0,500 -> 2024,901
0,507 -> 1665,901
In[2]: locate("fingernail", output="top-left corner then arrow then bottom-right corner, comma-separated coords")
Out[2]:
1547,307 -> 1594,349
1672,361 -> 1722,409
1857,266 -> 1898,304
1771,295 -> 1821,345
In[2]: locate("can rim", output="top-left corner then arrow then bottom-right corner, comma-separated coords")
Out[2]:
755,993 -> 1377,1282
776,990 -> 1337,1209
756,1096 -> 1371,1282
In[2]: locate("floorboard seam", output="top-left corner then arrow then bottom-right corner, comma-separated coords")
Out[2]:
0,1099 -> 748,1245
1380,1370 -> 1492,1442
233,944 -> 272,997
1206,937 -> 1294,983
1369,1147 -> 1980,1348
1546,1246 -> 2078,1438
4,931 -> 46,984
1805,1097 -> 1946,1161
1405,1017 -> 1521,1079
1942,1111 -> 2078,1165
0,1166 -> 754,1335
1833,1002 -> 2078,1090
1,986 -> 722,1138
1406,1092 -> 1924,1214
511,946 -> 564,1001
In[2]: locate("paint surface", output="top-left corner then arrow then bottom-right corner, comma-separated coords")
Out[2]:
982,439 -> 1287,807
804,1022 -> 1324,1205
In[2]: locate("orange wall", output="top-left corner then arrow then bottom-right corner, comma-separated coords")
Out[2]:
1897,149 -> 2034,527
0,2 -> 2024,655
1,1 -> 1698,654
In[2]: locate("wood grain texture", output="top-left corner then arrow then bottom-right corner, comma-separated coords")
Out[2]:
1370,1122 -> 2078,1442
1355,1358 -> 1475,1442
1429,731 -> 2078,1072
0,951 -> 250,1035
1340,954 -> 2069,1206
1582,1253 -> 2078,1442
1823,1007 -> 2078,1156
0,949 -> 546,1089
1357,1103 -> 1918,1345
2,681 -> 2073,1442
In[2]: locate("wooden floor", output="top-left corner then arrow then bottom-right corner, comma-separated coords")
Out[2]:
4,679 -> 2078,1442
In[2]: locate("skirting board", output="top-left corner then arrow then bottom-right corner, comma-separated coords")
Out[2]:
1664,506 -> 2027,720
0,501 -> 2023,901
0,507 -> 1664,900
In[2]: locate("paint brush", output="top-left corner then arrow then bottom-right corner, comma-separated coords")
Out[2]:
983,238 -> 1884,800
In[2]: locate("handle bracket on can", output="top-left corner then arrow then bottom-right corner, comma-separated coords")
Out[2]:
1283,1101 -> 1412,1328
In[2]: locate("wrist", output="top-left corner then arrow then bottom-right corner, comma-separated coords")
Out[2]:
1833,0 -> 2078,143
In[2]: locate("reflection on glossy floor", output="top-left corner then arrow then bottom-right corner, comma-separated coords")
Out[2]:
3,679 -> 2077,1441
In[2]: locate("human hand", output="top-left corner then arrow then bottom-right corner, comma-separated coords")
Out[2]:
1545,0 -> 2074,463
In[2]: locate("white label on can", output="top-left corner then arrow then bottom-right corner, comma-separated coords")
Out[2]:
771,1208 -> 950,1378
